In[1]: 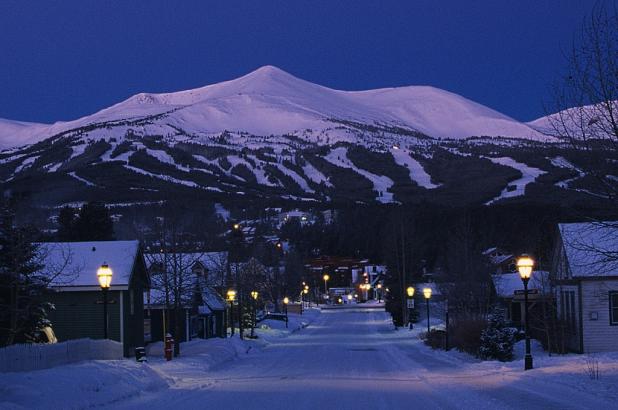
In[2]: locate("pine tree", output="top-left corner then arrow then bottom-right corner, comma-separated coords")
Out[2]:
0,200 -> 51,346
478,306 -> 516,361
56,202 -> 114,242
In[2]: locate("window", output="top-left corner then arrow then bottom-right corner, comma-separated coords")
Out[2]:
610,292 -> 618,325
561,290 -> 577,334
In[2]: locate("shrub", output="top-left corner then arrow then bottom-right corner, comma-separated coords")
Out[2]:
478,307 -> 516,361
448,317 -> 486,356
424,329 -> 446,349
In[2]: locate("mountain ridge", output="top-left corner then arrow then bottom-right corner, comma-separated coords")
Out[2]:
0,65 -> 550,150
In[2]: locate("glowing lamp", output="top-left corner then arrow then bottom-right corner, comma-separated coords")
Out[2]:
517,255 -> 535,280
251,291 -> 258,300
423,287 -> 432,299
406,286 -> 415,297
97,263 -> 113,289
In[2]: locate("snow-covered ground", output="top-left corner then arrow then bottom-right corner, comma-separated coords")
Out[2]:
2,309 -> 618,410
391,147 -> 440,189
325,147 -> 395,203
485,157 -> 546,205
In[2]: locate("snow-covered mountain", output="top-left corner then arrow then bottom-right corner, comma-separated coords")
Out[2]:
0,119 -> 50,150
528,101 -> 618,139
0,65 -> 547,150
1,66 -> 614,209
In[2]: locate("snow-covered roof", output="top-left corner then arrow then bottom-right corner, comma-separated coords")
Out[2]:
145,251 -> 227,286
36,240 -> 141,289
559,222 -> 618,278
202,287 -> 226,311
492,271 -> 551,298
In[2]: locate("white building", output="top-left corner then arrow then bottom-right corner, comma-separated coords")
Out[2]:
553,222 -> 618,353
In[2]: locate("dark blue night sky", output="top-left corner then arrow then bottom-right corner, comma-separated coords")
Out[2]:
0,1 -> 606,124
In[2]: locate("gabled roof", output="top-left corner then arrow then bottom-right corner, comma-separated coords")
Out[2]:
145,251 -> 228,286
202,287 -> 226,311
492,271 -> 551,298
36,240 -> 141,289
559,222 -> 618,278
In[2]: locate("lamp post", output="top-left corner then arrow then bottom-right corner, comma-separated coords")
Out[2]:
323,274 -> 330,296
517,255 -> 535,371
227,289 -> 236,337
250,291 -> 258,338
283,297 -> 289,328
302,287 -> 309,314
97,263 -> 113,339
377,283 -> 383,303
423,287 -> 432,334
406,286 -> 415,330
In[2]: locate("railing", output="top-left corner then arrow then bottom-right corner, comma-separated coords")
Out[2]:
0,338 -> 123,373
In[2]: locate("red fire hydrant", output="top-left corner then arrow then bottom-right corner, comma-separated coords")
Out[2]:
164,333 -> 174,361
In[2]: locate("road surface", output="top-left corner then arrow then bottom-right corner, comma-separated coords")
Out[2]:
116,309 -> 615,409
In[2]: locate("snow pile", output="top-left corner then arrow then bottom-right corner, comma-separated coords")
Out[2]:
0,360 -> 167,409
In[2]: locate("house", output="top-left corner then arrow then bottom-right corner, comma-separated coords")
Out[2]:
144,252 -> 229,343
553,221 -> 618,353
37,240 -> 149,357
491,271 -> 551,327
483,247 -> 516,274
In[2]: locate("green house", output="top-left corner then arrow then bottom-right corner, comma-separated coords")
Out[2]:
39,240 -> 149,357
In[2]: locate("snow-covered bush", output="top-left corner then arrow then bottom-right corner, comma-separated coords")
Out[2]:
478,307 -> 516,361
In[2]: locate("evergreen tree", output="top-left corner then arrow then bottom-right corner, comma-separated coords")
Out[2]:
56,202 -> 114,242
0,200 -> 51,346
478,307 -> 516,361
73,202 -> 114,241
57,206 -> 76,240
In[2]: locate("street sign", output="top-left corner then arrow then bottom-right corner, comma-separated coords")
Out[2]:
407,299 -> 415,309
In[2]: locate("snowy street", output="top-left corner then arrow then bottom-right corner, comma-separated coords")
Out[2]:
111,309 -> 618,410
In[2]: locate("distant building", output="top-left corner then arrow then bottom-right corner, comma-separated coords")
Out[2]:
144,252 -> 229,342
483,247 -> 516,274
491,271 -> 551,327
553,222 -> 618,353
38,240 -> 149,357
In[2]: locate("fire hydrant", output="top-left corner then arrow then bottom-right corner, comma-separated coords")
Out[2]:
164,333 -> 174,361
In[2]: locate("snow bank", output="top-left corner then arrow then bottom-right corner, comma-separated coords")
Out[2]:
0,360 -> 167,410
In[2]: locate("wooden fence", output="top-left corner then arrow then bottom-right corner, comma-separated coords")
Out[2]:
0,338 -> 123,373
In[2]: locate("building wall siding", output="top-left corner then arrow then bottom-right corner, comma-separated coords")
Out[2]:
581,280 -> 618,353
47,290 -> 122,343
556,284 -> 580,352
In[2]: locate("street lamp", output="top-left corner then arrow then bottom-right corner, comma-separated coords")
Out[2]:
323,274 -> 330,296
227,289 -> 236,337
283,297 -> 289,328
423,287 -> 432,334
406,286 -> 415,330
377,283 -> 383,303
517,254 -> 535,371
97,263 -> 113,339
250,291 -> 258,338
